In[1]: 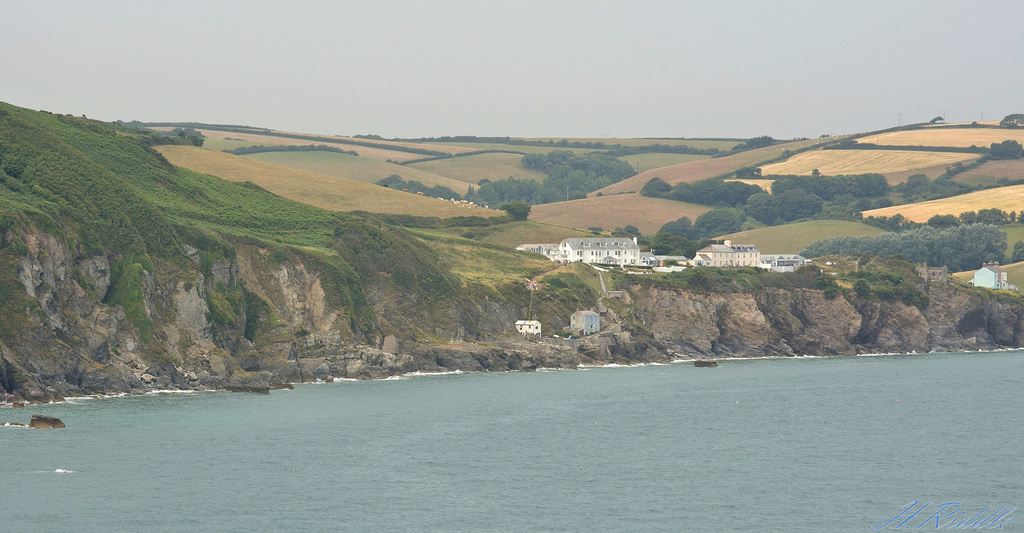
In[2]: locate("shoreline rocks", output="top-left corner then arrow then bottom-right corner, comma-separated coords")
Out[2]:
28,414 -> 65,429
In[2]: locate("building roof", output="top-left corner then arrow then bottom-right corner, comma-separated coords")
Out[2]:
697,243 -> 759,254
561,237 -> 639,250
573,310 -> 599,317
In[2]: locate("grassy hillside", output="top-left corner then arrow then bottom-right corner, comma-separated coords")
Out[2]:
596,139 -> 814,195
760,149 -> 978,176
156,146 -> 499,217
407,152 -> 548,185
529,193 -> 710,235
241,150 -> 471,193
720,220 -> 887,254
426,220 -> 594,249
862,184 -> 1024,222
618,153 -> 710,173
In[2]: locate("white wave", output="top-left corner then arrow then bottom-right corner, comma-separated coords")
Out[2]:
402,370 -> 464,377
54,469 -> 75,474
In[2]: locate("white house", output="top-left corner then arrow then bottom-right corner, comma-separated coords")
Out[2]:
691,240 -> 760,268
760,254 -> 809,272
971,262 -> 1017,290
515,320 -> 542,337
558,237 -> 641,265
519,237 -> 642,266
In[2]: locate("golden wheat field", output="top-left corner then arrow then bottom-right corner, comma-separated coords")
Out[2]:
861,184 -> 1024,223
759,149 -> 978,176
155,146 -> 503,218
529,193 -> 710,235
857,127 -> 1024,148
596,139 -> 814,195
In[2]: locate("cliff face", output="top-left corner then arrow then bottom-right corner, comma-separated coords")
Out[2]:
628,282 -> 1024,357
3,229 -> 1024,404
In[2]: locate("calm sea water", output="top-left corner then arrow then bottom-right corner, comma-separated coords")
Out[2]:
1,352 -> 1022,532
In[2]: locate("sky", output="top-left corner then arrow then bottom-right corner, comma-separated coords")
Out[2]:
2,1 -> 1022,140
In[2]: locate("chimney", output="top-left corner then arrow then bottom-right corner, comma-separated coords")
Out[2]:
724,240 -> 732,246
633,237 -> 637,245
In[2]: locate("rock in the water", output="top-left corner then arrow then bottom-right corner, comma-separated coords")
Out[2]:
29,414 -> 66,429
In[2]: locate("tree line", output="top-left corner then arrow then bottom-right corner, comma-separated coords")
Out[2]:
801,224 -> 1006,272
224,144 -> 358,156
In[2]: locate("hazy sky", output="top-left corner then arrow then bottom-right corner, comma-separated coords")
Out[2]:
3,1 -> 1022,139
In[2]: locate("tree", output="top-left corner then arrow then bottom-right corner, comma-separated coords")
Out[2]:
692,209 -> 743,240
498,201 -> 531,220
990,140 -> 1023,160
659,216 -> 693,238
999,114 -> 1024,128
735,166 -> 762,179
640,177 -> 672,197
1013,241 -> 1024,263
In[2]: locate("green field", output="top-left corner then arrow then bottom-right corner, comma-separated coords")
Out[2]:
407,152 -> 548,185
721,220 -> 888,254
241,151 -> 471,193
618,153 -> 710,173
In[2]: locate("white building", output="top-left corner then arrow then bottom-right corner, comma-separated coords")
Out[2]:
518,237 -> 642,266
760,254 -> 809,272
691,240 -> 760,268
515,320 -> 542,337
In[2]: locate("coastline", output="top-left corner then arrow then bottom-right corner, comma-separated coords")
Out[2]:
3,347 -> 1020,410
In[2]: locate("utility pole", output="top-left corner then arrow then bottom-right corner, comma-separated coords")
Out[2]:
566,186 -> 569,202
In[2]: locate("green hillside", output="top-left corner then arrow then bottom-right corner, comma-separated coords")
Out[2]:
0,103 -> 564,351
720,220 -> 887,254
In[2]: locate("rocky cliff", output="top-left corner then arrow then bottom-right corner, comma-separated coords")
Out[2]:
3,227 -> 1023,405
628,281 -> 1024,357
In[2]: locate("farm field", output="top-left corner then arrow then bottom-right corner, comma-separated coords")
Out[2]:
241,151 -> 471,194
953,159 -> 1024,186
596,139 -> 813,195
862,184 -> 1024,222
759,149 -> 978,176
407,152 -> 548,185
618,153 -> 710,173
437,142 -> 597,155
999,224 -> 1024,249
174,128 -> 477,163
528,193 -> 710,236
880,163 -> 952,184
523,138 -> 742,151
720,220 -> 887,254
857,127 -> 1024,148
155,146 -> 502,218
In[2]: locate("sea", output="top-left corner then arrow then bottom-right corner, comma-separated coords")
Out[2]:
1,351 -> 1022,532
